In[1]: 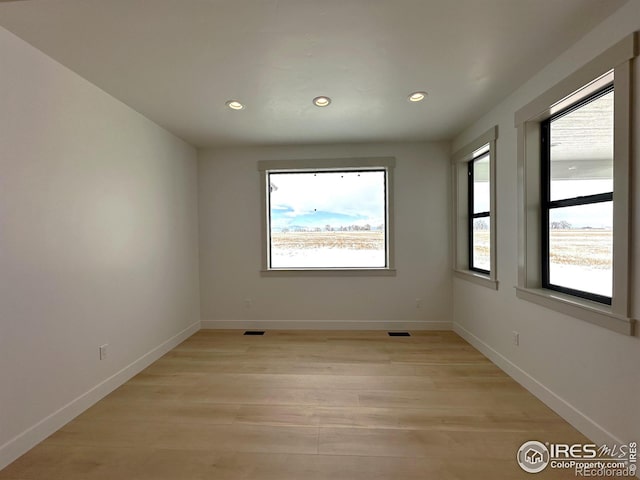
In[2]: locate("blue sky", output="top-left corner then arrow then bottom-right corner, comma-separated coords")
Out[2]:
269,171 -> 385,231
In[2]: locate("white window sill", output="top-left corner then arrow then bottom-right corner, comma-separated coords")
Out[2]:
261,268 -> 397,277
515,287 -> 635,336
454,269 -> 499,290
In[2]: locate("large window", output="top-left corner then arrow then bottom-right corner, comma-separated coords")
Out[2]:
514,32 -> 637,335
468,148 -> 491,273
541,86 -> 613,304
451,126 -> 498,289
258,157 -> 395,274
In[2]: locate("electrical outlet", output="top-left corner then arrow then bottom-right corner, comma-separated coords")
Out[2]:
99,344 -> 108,360
512,331 -> 520,346
415,298 -> 422,309
244,298 -> 253,308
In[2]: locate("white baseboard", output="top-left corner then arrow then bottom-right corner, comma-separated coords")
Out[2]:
201,319 -> 452,330
0,320 -> 200,471
453,322 -> 625,448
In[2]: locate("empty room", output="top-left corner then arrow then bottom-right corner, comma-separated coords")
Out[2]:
1,0 -> 639,478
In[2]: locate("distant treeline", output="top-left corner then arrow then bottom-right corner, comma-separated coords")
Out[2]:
475,219 -> 575,230
550,221 -> 572,229
474,219 -> 489,231
279,224 -> 384,233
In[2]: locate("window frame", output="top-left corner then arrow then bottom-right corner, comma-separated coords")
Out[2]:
451,126 -> 498,290
257,157 -> 396,276
514,32 -> 637,336
468,151 -> 491,275
540,84 -> 614,305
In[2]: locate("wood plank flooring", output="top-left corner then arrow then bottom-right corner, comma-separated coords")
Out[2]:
0,330 -> 589,479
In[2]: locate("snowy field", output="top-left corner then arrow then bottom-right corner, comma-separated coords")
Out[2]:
271,230 -> 612,296
472,231 -> 491,271
474,229 -> 612,296
548,229 -> 612,297
270,231 -> 385,268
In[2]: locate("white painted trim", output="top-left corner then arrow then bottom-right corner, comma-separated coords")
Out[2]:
453,322 -> 627,448
0,320 -> 201,471
514,32 -> 638,126
451,126 -> 498,284
260,268 -> 397,277
257,157 -> 396,171
454,270 -> 499,290
201,320 -> 452,331
515,287 -> 635,336
451,125 -> 497,163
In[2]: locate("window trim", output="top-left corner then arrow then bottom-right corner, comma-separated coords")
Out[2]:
514,32 -> 637,336
451,126 -> 498,290
257,157 -> 396,276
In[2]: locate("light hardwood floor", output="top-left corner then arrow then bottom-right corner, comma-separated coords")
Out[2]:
1,330 -> 589,479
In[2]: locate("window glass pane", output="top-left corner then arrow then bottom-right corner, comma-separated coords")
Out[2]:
473,154 -> 490,213
550,90 -> 613,201
269,170 -> 386,268
472,217 -> 490,271
548,202 -> 612,298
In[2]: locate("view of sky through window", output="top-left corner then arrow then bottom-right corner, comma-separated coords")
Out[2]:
268,170 -> 386,268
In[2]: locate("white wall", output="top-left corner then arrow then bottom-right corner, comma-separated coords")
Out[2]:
198,142 -> 452,330
451,1 -> 640,447
0,27 -> 200,468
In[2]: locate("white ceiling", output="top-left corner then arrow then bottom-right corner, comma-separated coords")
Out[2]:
0,0 -> 628,147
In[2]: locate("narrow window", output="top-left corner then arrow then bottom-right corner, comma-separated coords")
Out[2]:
515,32 -> 636,334
540,85 -> 613,304
451,126 -> 497,290
468,148 -> 491,273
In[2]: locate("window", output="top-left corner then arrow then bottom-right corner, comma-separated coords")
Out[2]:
541,85 -> 613,305
468,148 -> 491,274
258,157 -> 395,275
452,126 -> 498,289
514,32 -> 637,335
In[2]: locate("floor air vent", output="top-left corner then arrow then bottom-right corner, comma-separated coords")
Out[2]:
388,331 -> 411,337
243,330 -> 265,336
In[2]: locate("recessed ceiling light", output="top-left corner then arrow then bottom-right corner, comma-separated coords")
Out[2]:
408,91 -> 427,102
226,100 -> 244,110
313,96 -> 331,107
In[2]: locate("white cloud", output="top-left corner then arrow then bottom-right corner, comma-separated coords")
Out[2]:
269,170 -> 385,223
